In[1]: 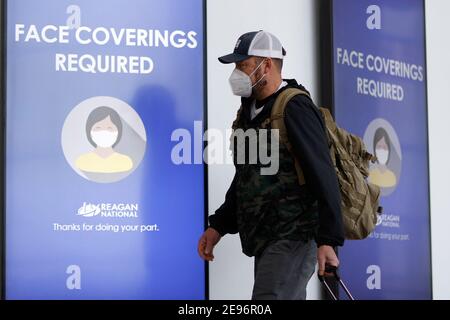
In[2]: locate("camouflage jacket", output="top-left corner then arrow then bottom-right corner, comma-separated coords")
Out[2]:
209,80 -> 344,257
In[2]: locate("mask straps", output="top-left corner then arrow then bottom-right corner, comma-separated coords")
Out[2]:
250,58 -> 267,88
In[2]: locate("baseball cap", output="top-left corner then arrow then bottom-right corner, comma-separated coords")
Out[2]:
218,30 -> 286,64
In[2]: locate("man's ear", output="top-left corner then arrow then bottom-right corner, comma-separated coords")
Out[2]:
264,58 -> 272,73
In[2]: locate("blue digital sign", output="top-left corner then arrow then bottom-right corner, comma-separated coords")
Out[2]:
5,0 -> 205,299
332,0 -> 431,299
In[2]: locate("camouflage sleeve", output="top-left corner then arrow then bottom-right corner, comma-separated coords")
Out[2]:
208,174 -> 239,236
284,95 -> 345,247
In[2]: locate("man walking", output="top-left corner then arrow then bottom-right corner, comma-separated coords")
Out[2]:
198,31 -> 344,300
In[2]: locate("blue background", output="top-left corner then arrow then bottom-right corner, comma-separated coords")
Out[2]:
333,0 -> 431,299
6,0 -> 205,299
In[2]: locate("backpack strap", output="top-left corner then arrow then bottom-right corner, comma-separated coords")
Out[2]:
319,107 -> 337,132
318,107 -> 338,166
230,88 -> 312,187
271,88 -> 311,186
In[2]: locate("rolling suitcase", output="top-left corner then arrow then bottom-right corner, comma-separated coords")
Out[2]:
318,266 -> 355,300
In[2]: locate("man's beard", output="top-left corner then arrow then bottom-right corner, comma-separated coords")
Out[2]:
251,70 -> 268,99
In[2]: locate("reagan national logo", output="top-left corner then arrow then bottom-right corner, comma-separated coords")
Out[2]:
78,202 -> 139,218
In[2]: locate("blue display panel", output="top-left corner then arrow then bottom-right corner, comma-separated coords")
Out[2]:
332,0 -> 431,299
5,0 -> 205,299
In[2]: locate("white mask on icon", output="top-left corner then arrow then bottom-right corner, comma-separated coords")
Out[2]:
376,149 -> 389,166
91,131 -> 118,148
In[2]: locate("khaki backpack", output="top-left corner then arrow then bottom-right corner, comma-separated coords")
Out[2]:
232,88 -> 382,240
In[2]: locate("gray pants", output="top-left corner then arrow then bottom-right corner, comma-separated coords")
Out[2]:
252,239 -> 317,300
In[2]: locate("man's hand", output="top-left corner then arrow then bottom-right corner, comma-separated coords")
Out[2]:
198,228 -> 222,261
317,245 -> 339,276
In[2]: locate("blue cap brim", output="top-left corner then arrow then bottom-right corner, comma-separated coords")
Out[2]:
218,53 -> 251,64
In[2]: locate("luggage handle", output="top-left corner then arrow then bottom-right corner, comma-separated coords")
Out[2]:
318,265 -> 355,300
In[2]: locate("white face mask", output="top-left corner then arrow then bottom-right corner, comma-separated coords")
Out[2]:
91,130 -> 119,148
376,149 -> 389,165
228,59 -> 267,98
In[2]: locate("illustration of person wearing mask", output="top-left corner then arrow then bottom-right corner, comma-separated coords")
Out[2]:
369,127 -> 397,188
76,107 -> 133,173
